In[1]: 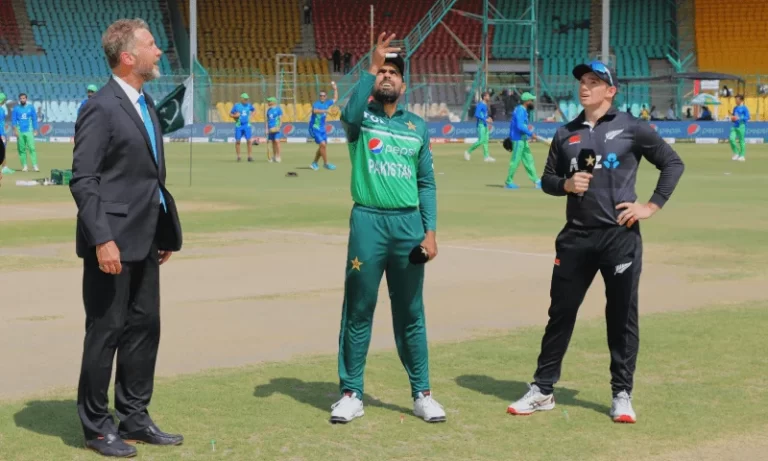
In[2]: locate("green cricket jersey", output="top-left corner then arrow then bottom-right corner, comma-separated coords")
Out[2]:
340,71 -> 437,231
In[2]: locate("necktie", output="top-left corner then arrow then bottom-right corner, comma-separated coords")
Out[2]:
138,94 -> 167,211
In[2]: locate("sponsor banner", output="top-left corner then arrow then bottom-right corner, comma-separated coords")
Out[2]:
746,138 -> 764,144
50,136 -> 71,143
286,137 -> 307,143
662,138 -> 676,144
15,121 -> 768,143
695,138 -> 719,144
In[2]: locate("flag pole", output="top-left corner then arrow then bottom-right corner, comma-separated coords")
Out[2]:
188,0 -> 197,187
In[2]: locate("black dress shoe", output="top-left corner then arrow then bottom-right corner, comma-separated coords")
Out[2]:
119,424 -> 183,446
85,434 -> 137,458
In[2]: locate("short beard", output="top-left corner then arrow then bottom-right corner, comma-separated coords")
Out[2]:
138,66 -> 160,82
373,87 -> 399,105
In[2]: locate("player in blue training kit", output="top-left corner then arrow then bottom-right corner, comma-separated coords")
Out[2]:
464,92 -> 495,162
230,92 -> 257,162
729,94 -> 750,162
308,81 -> 338,170
77,84 -> 98,117
265,97 -> 283,163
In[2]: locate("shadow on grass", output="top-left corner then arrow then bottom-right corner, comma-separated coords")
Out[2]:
455,375 -> 611,417
13,400 -> 83,448
254,378 -> 412,415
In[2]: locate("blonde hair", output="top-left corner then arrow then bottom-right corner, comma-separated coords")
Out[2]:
102,18 -> 149,69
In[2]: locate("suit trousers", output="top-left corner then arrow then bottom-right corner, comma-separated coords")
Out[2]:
533,223 -> 642,397
77,242 -> 161,440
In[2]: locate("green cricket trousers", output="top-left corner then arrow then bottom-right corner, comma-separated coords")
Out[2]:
467,124 -> 490,158
337,204 -> 431,399
17,131 -> 38,167
729,125 -> 746,157
506,139 -> 538,184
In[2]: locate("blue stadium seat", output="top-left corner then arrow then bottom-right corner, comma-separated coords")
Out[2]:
0,0 -> 175,122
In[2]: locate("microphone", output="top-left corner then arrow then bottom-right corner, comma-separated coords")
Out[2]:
576,148 -> 596,199
409,245 -> 430,265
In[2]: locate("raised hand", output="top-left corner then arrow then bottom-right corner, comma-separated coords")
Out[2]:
369,32 -> 401,75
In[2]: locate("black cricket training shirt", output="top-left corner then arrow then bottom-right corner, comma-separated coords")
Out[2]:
541,107 -> 685,228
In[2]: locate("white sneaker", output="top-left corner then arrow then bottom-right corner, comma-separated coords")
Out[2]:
484,156 -> 496,162
330,392 -> 364,424
737,156 -> 745,162
610,391 -> 636,423
33,165 -> 39,172
413,392 -> 446,422
732,154 -> 739,160
22,165 -> 28,172
464,151 -> 470,161
507,384 -> 555,415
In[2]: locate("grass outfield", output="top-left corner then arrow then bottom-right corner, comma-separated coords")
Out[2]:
0,140 -> 767,460
1,141 -> 766,278
0,304 -> 766,460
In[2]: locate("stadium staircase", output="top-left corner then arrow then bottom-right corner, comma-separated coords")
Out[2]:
0,0 -> 23,54
177,0 -> 332,123
3,0 -> 39,55
675,0 -> 697,71
0,0 -> 177,122
293,0 -> 316,56
587,0 -> 601,59
156,0 -> 182,70
694,0 -> 766,120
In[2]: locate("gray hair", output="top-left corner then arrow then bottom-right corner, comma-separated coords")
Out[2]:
102,18 -> 149,69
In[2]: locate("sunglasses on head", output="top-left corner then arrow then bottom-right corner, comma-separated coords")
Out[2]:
588,61 -> 613,86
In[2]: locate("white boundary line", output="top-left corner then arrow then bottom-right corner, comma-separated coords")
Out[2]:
268,230 -> 553,259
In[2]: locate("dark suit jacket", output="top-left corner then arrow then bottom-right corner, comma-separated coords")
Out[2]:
70,77 -> 182,262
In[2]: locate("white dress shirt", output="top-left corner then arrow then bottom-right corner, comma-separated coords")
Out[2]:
112,75 -> 146,122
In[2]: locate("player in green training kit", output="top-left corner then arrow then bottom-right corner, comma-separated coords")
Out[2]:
11,93 -> 39,172
330,32 -> 446,425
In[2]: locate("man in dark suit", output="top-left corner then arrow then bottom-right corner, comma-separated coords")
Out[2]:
0,134 -> 5,185
70,18 -> 183,458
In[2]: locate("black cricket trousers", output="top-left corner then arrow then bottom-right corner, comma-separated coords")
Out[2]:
533,223 -> 642,397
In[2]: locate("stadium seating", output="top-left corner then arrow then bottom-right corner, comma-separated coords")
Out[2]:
0,0 -> 22,53
494,0 -> 674,116
694,0 -> 768,75
494,0 -> 590,115
0,0 -> 175,122
313,0 -> 484,108
313,0 -> 485,61
178,0 -> 300,74
694,0 -> 766,119
609,0 -> 675,110
494,0 -> 590,75
177,0 -> 331,113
